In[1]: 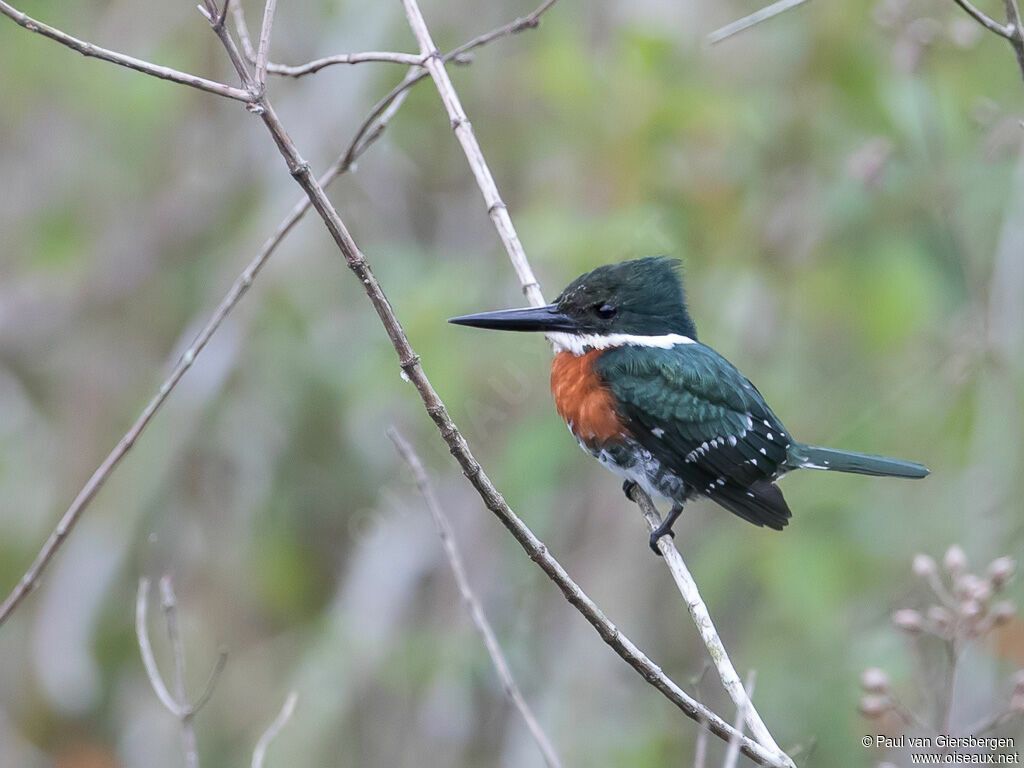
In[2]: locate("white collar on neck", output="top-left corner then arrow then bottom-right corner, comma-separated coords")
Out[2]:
547,332 -> 695,356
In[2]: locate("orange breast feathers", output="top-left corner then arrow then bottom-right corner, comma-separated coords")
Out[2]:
550,350 -> 629,448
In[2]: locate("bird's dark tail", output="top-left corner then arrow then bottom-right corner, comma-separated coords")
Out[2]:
786,443 -> 929,479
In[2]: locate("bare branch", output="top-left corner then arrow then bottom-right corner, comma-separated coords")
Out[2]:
945,0 -> 1024,84
694,727 -> 709,768
196,3 -> 254,90
400,0 -> 549,307
137,578 -> 227,768
630,489 -> 791,764
212,43 -> 788,768
188,648 -> 229,716
0,1 -> 253,101
136,579 -> 185,718
723,671 -> 757,768
692,665 -> 712,768
254,0 -> 277,87
267,51 -> 426,77
400,0 -> 792,763
388,428 -> 564,768
707,0 -> 813,45
0,0 -> 548,630
967,707 -> 1022,735
251,692 -> 298,768
228,1 -> 425,76
952,0 -> 1014,38
229,0 -> 258,61
159,577 -> 200,768
213,0 -> 231,33
1001,0 -> 1024,83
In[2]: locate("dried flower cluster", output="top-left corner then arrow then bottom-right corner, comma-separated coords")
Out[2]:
893,548 -> 1017,641
860,546 -> 1022,740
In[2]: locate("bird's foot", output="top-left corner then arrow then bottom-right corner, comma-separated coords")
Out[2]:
621,480 -> 638,500
648,503 -> 684,557
648,524 -> 675,556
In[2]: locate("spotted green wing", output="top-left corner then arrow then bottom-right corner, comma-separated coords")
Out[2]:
596,343 -> 793,529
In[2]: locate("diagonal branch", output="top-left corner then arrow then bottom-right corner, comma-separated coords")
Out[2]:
136,579 -> 186,718
226,0 -> 439,77
388,428 -> 564,768
251,691 -> 299,768
159,577 -> 201,768
202,16 -> 788,762
0,1 -> 253,101
945,0 -> 1024,84
631,489 -> 788,761
399,0 -> 548,308
1000,0 -> 1024,83
260,51 -> 427,77
723,671 -> 757,768
254,0 -> 278,87
0,3 -> 540,630
707,0 -> 813,45
951,0 -> 1014,38
399,0 -> 791,763
136,578 -> 227,768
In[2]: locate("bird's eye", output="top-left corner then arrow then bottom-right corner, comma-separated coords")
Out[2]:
594,303 -> 617,319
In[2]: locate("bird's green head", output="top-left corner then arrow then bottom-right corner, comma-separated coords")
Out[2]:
449,257 -> 698,352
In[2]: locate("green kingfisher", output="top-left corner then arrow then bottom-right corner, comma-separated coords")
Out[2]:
449,257 -> 929,554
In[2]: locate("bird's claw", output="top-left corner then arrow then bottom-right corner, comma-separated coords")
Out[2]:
648,525 -> 675,556
621,480 -> 638,500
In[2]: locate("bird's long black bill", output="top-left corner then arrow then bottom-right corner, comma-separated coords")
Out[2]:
447,304 -> 577,333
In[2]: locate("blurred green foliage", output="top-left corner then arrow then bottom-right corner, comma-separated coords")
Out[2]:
0,0 -> 1022,766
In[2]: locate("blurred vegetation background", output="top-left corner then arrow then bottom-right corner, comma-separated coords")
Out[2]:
1,0 -> 1022,765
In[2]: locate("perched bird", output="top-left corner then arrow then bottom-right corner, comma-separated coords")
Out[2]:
449,257 -> 929,554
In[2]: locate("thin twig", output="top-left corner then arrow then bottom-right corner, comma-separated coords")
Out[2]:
692,664 -> 713,768
0,2 -> 520,629
251,692 -> 298,768
400,0 -> 549,308
188,648 -> 229,715
694,723 -> 709,768
947,0 -> 1024,84
229,0 -> 423,74
1001,0 -> 1024,84
951,0 -> 1014,38
629,488 -> 790,764
707,0 -> 812,45
0,1 -> 253,101
227,0 -> 424,77
723,671 -> 757,768
197,3 -> 254,91
136,579 -> 227,768
213,0 -> 231,32
967,707 -> 1022,735
263,51 -> 426,76
254,0 -> 278,87
136,579 -> 185,717
160,577 -> 200,768
388,428 -> 564,768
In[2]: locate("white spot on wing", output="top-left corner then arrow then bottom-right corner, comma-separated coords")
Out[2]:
651,427 -> 665,438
